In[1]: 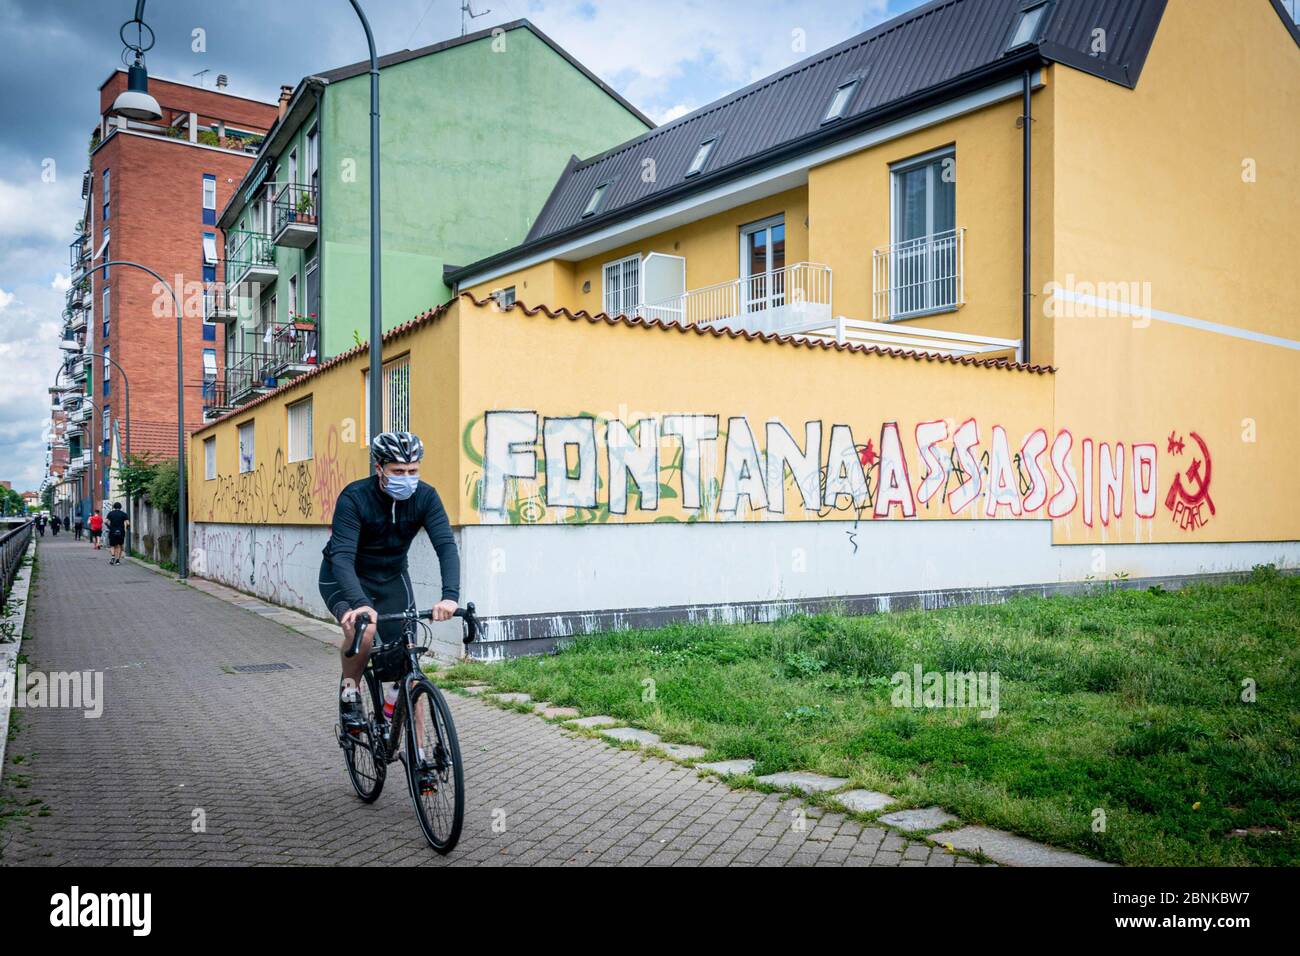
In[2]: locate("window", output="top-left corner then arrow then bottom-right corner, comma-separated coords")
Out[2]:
102,287 -> 110,332
740,216 -> 786,311
204,436 -> 216,480
287,397 -> 313,463
823,79 -> 859,123
602,254 -> 640,317
288,274 -> 298,316
202,322 -> 216,341
103,345 -> 111,396
101,168 -> 110,222
685,139 -> 716,177
581,183 -> 608,218
493,286 -> 516,308
202,174 -> 217,225
202,233 -> 218,265
101,227 -> 109,279
362,356 -> 411,441
1007,2 -> 1048,50
237,421 -> 255,473
1283,0 -> 1300,26
888,147 -> 959,317
306,125 -> 320,192
202,348 -> 218,380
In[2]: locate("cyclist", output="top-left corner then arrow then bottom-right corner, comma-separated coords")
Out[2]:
319,431 -> 460,731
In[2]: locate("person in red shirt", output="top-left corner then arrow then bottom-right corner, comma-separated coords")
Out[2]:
88,510 -> 103,550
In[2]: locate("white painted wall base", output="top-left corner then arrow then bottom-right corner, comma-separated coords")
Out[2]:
192,520 -> 1300,658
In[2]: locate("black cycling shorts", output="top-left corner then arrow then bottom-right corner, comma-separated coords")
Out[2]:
107,531 -> 125,546
318,560 -> 414,675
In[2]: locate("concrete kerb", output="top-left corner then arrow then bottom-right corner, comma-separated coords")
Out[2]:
0,535 -> 37,783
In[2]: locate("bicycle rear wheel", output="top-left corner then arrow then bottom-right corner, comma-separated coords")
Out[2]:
404,679 -> 464,853
339,670 -> 386,803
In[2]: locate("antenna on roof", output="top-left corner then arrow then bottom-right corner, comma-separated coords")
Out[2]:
216,74 -> 229,89
193,68 -> 210,87
461,0 -> 491,36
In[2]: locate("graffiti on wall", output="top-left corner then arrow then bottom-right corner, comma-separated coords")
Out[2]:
465,410 -> 1211,533
196,427 -> 357,527
191,524 -> 307,608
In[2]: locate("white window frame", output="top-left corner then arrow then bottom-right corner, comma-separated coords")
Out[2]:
889,146 -> 956,249
823,79 -> 859,123
287,397 -> 313,463
204,436 -> 216,481
288,274 -> 298,316
202,233 -> 218,265
685,139 -> 715,177
581,183 -> 608,218
1007,2 -> 1048,50
237,421 -> 255,473
202,175 -> 217,212
602,254 -> 641,317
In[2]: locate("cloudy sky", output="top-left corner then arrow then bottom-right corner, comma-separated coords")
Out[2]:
0,0 -> 927,492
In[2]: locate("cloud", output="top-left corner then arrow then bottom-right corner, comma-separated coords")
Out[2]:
51,272 -> 70,292
0,287 -> 13,312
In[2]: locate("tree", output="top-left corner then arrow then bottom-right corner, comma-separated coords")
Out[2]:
147,459 -> 180,515
115,453 -> 160,503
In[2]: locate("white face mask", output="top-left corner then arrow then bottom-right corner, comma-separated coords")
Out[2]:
382,473 -> 418,501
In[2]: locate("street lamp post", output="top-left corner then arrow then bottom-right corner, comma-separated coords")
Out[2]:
86,253 -> 185,577
350,0 -> 384,442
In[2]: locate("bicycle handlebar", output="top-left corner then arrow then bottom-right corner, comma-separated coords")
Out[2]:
344,602 -> 479,657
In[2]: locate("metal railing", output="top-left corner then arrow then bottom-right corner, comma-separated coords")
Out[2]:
640,262 -> 833,335
1,520 -> 33,612
872,227 -> 965,321
225,229 -> 276,286
203,283 -> 238,322
272,183 -> 319,239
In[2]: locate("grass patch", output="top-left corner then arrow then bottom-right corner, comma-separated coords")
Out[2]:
447,569 -> 1300,865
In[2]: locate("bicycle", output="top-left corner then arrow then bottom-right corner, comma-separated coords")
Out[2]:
335,601 -> 479,853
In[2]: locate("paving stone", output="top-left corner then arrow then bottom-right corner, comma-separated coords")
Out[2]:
941,826 -> 1113,867
536,705 -> 581,720
697,759 -> 756,777
835,790 -> 897,814
877,807 -> 959,832
754,771 -> 849,794
601,727 -> 663,746
656,743 -> 708,761
458,684 -> 493,695
488,692 -> 533,704
564,715 -> 624,729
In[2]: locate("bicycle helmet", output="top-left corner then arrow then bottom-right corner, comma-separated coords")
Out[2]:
370,431 -> 425,465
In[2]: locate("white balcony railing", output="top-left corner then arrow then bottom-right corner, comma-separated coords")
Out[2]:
780,315 -> 1021,361
872,227 -> 965,321
640,262 -> 833,335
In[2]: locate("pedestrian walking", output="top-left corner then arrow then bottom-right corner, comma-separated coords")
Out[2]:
105,502 -> 129,565
51,515 -> 61,536
73,516 -> 84,540
88,510 -> 103,550
36,514 -> 46,537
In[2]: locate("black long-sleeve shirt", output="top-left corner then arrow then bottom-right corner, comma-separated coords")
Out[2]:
321,475 -> 460,610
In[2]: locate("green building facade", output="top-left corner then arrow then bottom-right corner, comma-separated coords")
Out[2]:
214,20 -> 651,407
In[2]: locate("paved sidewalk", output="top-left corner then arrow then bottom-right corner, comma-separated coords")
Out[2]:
1,537 -> 965,867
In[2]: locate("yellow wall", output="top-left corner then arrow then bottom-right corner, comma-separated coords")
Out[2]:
808,81 -> 1056,360
1048,0 -> 1300,545
466,186 -> 810,316
189,306 -> 462,526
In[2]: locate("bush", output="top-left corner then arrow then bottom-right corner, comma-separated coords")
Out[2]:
147,459 -> 180,515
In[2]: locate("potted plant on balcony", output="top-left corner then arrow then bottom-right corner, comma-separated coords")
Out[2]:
294,190 -> 317,225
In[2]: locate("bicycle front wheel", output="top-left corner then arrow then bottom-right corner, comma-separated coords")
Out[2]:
340,670 -> 386,803
404,679 -> 464,853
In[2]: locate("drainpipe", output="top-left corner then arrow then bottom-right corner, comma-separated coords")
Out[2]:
1021,69 -> 1032,365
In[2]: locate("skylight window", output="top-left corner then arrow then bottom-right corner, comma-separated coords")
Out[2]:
823,80 -> 859,123
685,139 -> 716,177
581,183 -> 608,218
1007,3 -> 1048,50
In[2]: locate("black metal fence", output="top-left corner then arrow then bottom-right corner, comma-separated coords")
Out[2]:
1,520 -> 33,613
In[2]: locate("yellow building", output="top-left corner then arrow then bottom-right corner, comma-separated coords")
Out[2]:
190,0 -> 1300,658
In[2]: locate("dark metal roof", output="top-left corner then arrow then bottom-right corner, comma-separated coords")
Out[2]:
486,0 -> 1164,260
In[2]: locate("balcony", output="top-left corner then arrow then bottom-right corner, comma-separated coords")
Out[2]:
781,315 -> 1022,361
60,392 -> 82,412
872,227 -> 965,322
70,404 -> 92,425
272,183 -> 319,249
263,320 -> 319,379
640,262 -> 833,335
225,229 -> 277,287
65,282 -> 90,312
200,380 -> 232,421
69,236 -> 88,281
65,423 -> 84,442
226,347 -> 276,407
203,283 -> 239,325
65,309 -> 87,335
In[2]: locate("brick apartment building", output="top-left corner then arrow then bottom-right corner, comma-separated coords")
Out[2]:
57,72 -> 277,519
